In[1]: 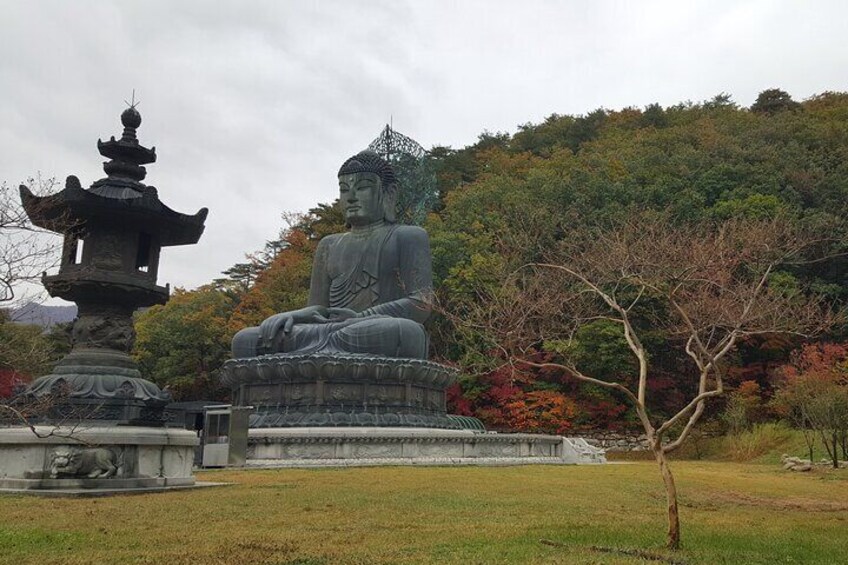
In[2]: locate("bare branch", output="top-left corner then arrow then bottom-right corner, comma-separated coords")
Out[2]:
518,359 -> 640,405
0,397 -> 96,446
0,175 -> 63,308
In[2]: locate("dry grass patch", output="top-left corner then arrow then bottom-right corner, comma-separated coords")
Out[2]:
0,462 -> 845,564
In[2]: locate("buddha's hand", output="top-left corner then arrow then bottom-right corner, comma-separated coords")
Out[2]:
258,306 -> 329,347
326,308 -> 358,321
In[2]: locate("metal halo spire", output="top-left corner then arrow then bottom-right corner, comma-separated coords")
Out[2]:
368,124 -> 426,161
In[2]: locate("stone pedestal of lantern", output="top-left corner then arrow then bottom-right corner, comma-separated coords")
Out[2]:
0,106 -> 209,494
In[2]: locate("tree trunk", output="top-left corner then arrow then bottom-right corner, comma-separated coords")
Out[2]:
652,442 -> 681,550
821,430 -> 838,468
832,432 -> 839,469
801,423 -> 815,463
808,437 -> 814,465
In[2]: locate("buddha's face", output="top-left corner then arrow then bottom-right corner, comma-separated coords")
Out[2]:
339,172 -> 384,226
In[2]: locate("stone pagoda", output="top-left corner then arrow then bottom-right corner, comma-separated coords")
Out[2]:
0,105 -> 208,493
19,105 -> 207,424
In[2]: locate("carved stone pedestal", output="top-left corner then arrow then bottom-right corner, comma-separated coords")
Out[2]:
222,353 -> 465,429
25,348 -> 171,425
0,425 -> 199,495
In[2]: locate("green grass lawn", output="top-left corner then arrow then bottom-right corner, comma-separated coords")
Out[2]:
0,460 -> 846,564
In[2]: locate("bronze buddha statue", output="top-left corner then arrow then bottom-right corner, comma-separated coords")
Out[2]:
232,151 -> 433,360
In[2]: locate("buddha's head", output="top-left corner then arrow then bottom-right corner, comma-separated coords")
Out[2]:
337,150 -> 398,226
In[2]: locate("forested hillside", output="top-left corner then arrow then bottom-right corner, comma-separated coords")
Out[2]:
132,89 -> 848,433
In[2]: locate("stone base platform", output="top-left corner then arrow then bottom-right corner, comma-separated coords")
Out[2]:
248,457 -> 573,468
248,427 -> 606,465
0,425 -> 198,494
0,481 -> 228,498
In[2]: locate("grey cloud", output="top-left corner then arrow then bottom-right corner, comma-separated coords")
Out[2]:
1,0 -> 846,301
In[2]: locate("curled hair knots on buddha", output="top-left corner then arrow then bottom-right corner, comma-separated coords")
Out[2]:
338,150 -> 397,188
338,150 -> 398,223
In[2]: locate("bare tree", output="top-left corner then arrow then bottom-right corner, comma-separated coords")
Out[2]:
0,176 -> 90,441
454,213 -> 839,549
0,175 -> 62,310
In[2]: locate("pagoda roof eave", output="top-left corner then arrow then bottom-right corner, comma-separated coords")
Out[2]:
97,138 -> 156,165
19,183 -> 77,231
19,182 -> 208,247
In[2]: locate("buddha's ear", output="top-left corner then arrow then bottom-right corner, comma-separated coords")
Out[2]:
383,182 -> 398,223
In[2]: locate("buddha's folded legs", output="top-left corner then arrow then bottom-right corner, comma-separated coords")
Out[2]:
231,326 -> 262,358
231,317 -> 428,359
321,317 -> 428,358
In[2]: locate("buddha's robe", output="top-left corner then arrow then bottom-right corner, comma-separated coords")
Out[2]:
232,223 -> 432,359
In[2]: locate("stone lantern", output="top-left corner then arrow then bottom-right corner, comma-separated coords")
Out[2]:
18,106 -> 208,424
0,105 -> 209,493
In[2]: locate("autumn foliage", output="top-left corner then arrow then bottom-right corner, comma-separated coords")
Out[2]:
127,89 -> 848,437
448,358 -> 577,434
0,370 -> 27,399
773,342 -> 848,467
227,228 -> 315,333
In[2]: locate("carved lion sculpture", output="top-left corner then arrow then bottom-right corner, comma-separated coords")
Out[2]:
49,447 -> 119,479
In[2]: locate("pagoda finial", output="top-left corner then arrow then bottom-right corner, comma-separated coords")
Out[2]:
123,89 -> 138,109
95,95 -> 156,185
120,90 -> 142,143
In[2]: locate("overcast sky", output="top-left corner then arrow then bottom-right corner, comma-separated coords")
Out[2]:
2,0 -> 847,305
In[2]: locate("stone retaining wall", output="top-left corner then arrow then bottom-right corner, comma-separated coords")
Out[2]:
247,428 -> 606,465
572,431 -> 650,452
